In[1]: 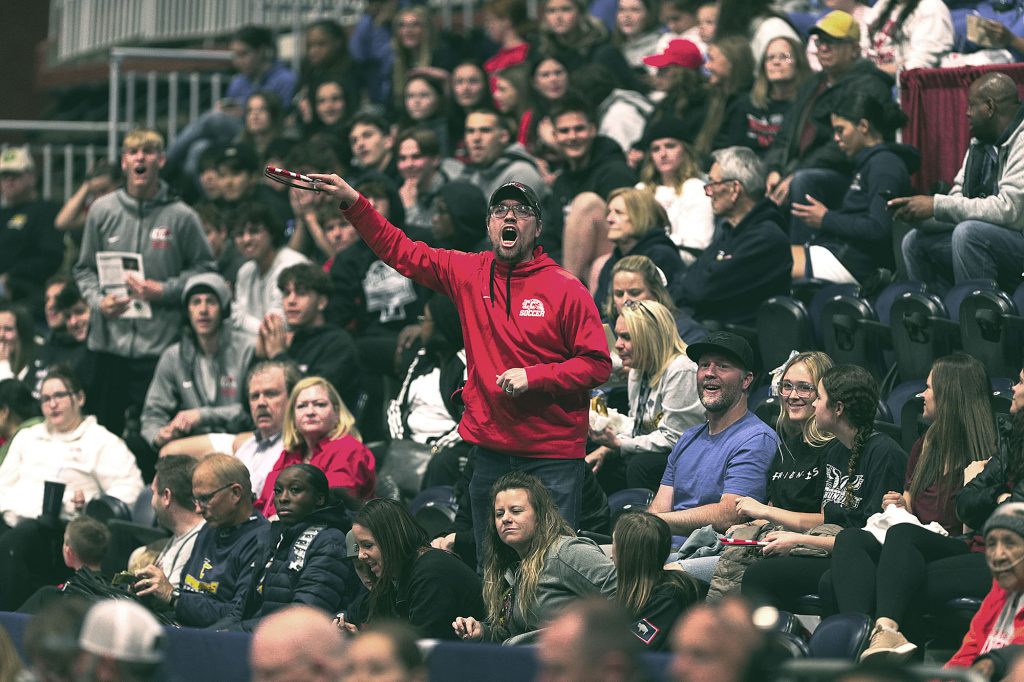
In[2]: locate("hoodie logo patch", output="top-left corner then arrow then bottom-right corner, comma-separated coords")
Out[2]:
519,299 -> 545,318
150,226 -> 172,249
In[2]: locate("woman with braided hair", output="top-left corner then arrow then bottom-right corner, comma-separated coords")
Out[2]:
740,364 -> 906,612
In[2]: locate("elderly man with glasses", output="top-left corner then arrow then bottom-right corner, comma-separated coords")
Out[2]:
136,453 -> 268,627
309,171 -> 611,568
673,146 -> 791,327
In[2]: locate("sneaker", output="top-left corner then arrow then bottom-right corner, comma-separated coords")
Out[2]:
859,624 -> 917,664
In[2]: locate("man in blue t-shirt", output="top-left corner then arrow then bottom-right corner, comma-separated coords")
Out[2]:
650,332 -> 778,537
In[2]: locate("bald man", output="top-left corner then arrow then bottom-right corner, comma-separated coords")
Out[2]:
250,605 -> 347,682
896,71 -> 1024,292
536,598 -> 645,682
668,599 -> 765,682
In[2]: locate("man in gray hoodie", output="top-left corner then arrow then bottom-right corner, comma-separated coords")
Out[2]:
73,128 -> 214,453
459,108 -> 546,202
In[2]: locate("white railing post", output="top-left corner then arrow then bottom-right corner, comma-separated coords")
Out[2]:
64,144 -> 75,199
168,71 -> 179,141
189,71 -> 201,125
107,49 -> 121,162
42,145 -> 54,201
146,71 -> 158,130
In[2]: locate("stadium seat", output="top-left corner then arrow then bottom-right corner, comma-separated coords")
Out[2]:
874,281 -> 927,327
756,296 -> 815,374
885,380 -> 927,452
750,385 -> 780,427
408,485 -> 457,518
131,485 -> 156,527
808,283 -> 861,348
889,291 -> 957,382
818,294 -> 888,381
806,613 -> 872,660
959,287 -> 1021,379
84,494 -> 132,523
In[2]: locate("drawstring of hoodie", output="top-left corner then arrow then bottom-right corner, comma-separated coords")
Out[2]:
488,260 -> 514,319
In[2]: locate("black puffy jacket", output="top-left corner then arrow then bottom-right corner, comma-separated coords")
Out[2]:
957,415 -> 1021,532
236,504 -> 356,631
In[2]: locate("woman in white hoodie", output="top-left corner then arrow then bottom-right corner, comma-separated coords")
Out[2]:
0,366 -> 144,608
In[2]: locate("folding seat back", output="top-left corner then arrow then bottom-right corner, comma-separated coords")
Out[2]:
819,295 -> 887,381
756,296 -> 815,374
889,292 -> 953,382
959,288 -> 1019,379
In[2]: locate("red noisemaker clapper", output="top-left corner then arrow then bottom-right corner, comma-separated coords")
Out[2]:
263,166 -> 321,192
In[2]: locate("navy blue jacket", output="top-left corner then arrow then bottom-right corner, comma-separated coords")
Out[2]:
175,512 -> 269,627
236,505 -> 355,631
812,143 -> 919,283
594,229 -> 686,311
673,198 -> 792,326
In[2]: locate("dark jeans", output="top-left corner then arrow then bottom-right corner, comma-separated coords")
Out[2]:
741,556 -> 831,613
596,451 -> 668,495
902,220 -> 1024,293
469,445 -> 585,572
788,168 -> 850,245
92,353 -> 159,438
0,518 -> 70,611
830,525 -> 990,623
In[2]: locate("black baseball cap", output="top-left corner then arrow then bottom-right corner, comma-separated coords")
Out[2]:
685,331 -> 755,372
489,181 -> 542,218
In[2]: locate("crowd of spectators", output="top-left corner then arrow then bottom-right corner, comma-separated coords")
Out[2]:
6,0 -> 1024,679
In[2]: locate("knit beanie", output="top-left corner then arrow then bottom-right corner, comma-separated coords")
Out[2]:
983,502 -> 1024,539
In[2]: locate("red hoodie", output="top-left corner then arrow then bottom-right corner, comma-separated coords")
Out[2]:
344,196 -> 611,459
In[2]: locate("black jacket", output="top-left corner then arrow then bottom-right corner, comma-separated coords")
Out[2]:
594,229 -> 685,310
812,143 -> 919,283
764,59 -> 894,177
957,415 -> 1019,532
673,198 -> 791,326
273,323 -> 360,409
540,136 -> 637,259
236,505 -> 355,631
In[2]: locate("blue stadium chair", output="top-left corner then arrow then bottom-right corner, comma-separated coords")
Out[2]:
945,279 -> 999,322
885,380 -> 927,452
991,378 -> 1014,417
959,286 -> 1022,380
807,613 -> 872,660
808,283 -> 862,348
756,296 -> 816,375
818,293 -> 889,382
874,419 -> 901,444
608,488 -> 654,525
874,281 -> 927,328
889,290 -> 957,382
750,385 -> 780,427
408,485 -> 457,518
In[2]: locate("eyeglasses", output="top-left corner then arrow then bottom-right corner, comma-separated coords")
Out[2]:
489,203 -> 536,219
193,483 -> 235,508
765,52 -> 794,63
703,179 -> 738,196
40,390 -> 73,404
779,381 -> 816,398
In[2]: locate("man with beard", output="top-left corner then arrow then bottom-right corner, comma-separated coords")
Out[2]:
649,332 -> 777,545
309,172 -> 610,561
896,71 -> 1024,293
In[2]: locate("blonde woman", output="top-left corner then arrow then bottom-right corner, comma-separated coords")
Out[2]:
453,471 -> 616,645
256,376 -> 375,516
588,300 -> 702,492
594,187 -> 685,308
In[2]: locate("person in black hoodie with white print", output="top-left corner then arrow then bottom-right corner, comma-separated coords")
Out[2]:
673,146 -> 791,327
790,94 -> 918,288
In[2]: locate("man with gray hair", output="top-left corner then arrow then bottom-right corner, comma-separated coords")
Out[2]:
673,146 -> 791,326
250,605 -> 347,682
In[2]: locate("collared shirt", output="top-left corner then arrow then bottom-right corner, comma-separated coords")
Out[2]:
235,431 -> 283,498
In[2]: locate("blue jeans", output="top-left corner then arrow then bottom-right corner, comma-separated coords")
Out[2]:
469,446 -> 585,572
788,168 -> 850,245
902,219 -> 1024,292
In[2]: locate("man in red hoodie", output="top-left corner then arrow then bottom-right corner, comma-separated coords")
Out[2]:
310,172 -> 611,559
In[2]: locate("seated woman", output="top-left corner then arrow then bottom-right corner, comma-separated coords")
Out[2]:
346,498 -> 483,640
453,471 -> 617,644
0,303 -> 41,383
587,300 -> 702,493
634,119 -> 714,266
791,94 -> 918,287
947,502 -> 1024,678
740,365 -> 906,612
605,255 -> 707,345
231,464 -> 354,631
830,353 -> 996,664
861,0 -> 954,76
594,188 -> 685,306
613,511 -> 702,651
694,36 -> 755,158
736,37 -> 812,157
0,367 -> 145,609
256,376 -> 376,517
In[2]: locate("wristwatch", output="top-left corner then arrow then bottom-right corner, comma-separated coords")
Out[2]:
169,587 -> 181,608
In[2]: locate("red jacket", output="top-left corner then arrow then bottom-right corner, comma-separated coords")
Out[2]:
947,579 -> 1024,668
344,196 -> 611,459
256,434 -> 376,515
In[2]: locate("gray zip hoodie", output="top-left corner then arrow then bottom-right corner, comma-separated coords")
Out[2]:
74,182 -> 215,358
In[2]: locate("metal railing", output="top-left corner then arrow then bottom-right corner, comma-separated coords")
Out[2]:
50,0 -> 477,64
107,46 -> 234,160
0,121 -> 119,202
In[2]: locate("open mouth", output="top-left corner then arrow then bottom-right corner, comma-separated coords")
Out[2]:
702,383 -> 722,396
501,226 -> 518,248
133,164 -> 147,177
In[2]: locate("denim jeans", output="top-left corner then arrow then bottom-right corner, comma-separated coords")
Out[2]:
468,446 -> 585,572
788,168 -> 850,245
902,219 -> 1024,292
